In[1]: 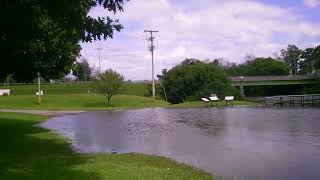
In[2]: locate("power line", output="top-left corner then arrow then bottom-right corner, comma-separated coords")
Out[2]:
144,30 -> 159,100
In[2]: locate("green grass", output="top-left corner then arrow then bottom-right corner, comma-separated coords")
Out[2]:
0,94 -> 261,110
0,94 -> 168,110
169,100 -> 262,109
1,82 -> 147,96
0,112 -> 212,179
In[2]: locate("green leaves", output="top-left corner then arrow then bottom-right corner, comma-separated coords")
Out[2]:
161,59 -> 233,104
0,0 -> 128,82
72,58 -> 93,81
281,45 -> 302,75
92,69 -> 124,105
224,57 -> 289,76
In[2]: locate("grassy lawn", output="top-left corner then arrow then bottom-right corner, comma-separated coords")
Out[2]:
1,82 -> 148,96
0,94 -> 168,110
0,112 -> 212,180
0,94 -> 261,110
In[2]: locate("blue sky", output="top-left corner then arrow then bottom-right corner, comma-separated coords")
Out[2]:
80,0 -> 320,80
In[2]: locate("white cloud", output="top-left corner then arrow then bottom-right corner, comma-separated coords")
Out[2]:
81,0 -> 320,80
304,0 -> 320,8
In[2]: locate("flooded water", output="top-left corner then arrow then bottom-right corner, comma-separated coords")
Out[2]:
41,107 -> 320,179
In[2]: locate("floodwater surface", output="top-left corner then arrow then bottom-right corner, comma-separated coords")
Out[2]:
41,107 -> 320,179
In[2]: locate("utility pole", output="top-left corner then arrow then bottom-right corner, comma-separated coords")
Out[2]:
144,30 -> 159,100
96,48 -> 102,74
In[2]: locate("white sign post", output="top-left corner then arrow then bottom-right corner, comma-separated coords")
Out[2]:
37,72 -> 41,104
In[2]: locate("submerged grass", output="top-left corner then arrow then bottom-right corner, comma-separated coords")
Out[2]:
0,112 -> 212,180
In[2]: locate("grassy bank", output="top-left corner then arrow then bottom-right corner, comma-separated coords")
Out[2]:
0,112 -> 212,179
0,94 -> 168,110
0,94 -> 261,110
170,100 -> 261,109
0,94 -> 260,110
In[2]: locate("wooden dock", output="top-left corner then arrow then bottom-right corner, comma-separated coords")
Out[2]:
265,94 -> 320,106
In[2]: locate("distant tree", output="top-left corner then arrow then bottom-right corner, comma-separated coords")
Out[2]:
223,57 -> 289,76
300,48 -> 314,74
0,0 -> 128,82
242,57 -> 290,76
73,58 -> 92,81
210,58 -> 224,65
92,69 -> 124,105
272,52 -> 282,61
161,59 -> 235,104
181,58 -> 201,65
223,63 -> 244,76
244,54 -> 256,62
281,45 -> 302,75
311,45 -> 320,72
157,69 -> 168,80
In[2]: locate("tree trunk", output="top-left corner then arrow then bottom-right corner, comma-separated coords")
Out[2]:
106,94 -> 112,105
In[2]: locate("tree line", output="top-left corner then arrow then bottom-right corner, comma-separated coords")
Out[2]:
158,43 -> 320,103
225,44 -> 320,76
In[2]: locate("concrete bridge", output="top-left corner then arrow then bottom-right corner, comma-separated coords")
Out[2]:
231,75 -> 320,97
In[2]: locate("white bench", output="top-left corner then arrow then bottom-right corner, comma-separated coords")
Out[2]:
201,97 -> 210,107
0,89 -> 10,96
209,95 -> 219,106
225,96 -> 234,105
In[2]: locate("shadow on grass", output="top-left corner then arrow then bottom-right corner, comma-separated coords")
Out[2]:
0,116 -> 100,180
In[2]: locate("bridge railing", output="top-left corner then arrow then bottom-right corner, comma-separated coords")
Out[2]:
231,75 -> 320,82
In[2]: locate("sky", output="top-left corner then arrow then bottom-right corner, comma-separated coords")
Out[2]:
80,0 -> 320,80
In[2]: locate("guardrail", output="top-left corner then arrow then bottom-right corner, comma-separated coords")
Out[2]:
232,75 -> 320,82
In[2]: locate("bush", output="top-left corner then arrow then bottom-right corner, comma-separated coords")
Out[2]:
160,59 -> 235,104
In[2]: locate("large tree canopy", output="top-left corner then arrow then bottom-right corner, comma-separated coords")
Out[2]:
0,0 -> 128,82
160,59 -> 235,104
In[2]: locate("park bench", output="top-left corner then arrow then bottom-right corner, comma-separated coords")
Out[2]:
0,89 -> 10,96
201,97 -> 210,107
209,94 -> 219,106
224,96 -> 234,105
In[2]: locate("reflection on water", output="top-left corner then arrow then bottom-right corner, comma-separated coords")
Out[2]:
41,107 -> 320,179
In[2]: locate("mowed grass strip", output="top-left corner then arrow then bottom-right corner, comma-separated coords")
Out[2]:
1,82 -> 148,96
0,94 -> 168,110
0,112 -> 212,180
